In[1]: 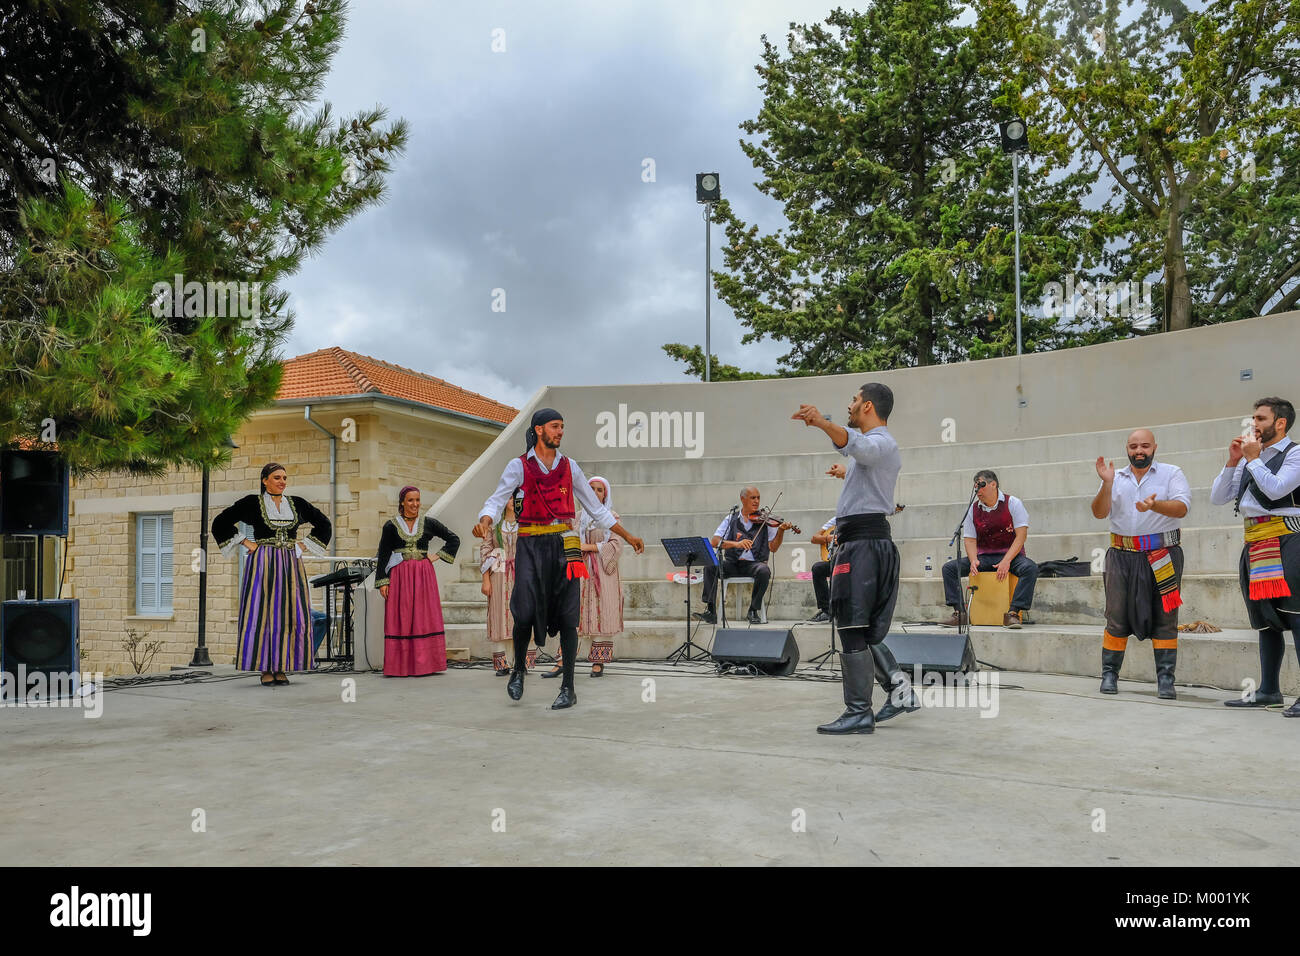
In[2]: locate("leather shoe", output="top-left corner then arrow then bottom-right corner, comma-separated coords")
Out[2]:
808,610 -> 831,624
540,665 -> 563,678
551,685 -> 577,709
1224,692 -> 1283,707
1284,699 -> 1300,717
943,609 -> 967,628
693,609 -> 717,624
506,668 -> 525,700
747,609 -> 762,625
1002,611 -> 1022,629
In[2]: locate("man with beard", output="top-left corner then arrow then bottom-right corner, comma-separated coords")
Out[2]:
1090,429 -> 1191,698
793,383 -> 919,735
1210,397 -> 1300,716
474,408 -> 645,710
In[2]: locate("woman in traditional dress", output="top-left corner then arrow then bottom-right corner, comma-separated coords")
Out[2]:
480,497 -> 520,675
212,462 -> 331,687
374,486 -> 460,677
544,476 -> 625,678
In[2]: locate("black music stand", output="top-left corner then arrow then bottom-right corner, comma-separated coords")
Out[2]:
808,538 -> 841,670
662,536 -> 717,664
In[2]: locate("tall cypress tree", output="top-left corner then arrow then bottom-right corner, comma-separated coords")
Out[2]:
0,0 -> 407,473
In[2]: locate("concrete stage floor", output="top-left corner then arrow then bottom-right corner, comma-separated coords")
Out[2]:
2,662 -> 1296,866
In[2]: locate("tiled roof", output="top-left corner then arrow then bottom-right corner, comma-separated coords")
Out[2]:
277,347 -> 518,425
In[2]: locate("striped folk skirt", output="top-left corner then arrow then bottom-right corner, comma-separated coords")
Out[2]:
237,543 -> 314,672
384,558 -> 447,677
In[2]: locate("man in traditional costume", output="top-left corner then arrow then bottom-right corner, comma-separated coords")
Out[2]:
474,409 -> 645,710
1210,397 -> 1300,716
793,383 -> 919,734
1090,429 -> 1190,699
942,470 -> 1039,628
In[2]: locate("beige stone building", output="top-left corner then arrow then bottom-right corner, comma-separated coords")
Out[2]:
49,347 -> 516,675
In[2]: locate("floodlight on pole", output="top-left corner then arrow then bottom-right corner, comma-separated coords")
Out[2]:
999,120 -> 1029,357
696,172 -> 720,382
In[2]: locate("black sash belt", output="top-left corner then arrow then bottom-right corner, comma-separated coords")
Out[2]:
836,513 -> 891,542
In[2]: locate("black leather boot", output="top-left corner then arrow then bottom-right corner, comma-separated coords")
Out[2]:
506,666 -> 525,700
551,680 -> 577,709
817,648 -> 874,734
1100,648 -> 1124,694
1154,647 -> 1177,699
871,643 -> 920,722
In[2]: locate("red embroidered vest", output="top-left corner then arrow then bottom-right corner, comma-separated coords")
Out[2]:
517,454 -> 576,524
973,497 -> 1016,553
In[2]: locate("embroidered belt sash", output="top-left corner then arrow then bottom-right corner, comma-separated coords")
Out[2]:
1242,516 -> 1300,600
1110,530 -> 1182,612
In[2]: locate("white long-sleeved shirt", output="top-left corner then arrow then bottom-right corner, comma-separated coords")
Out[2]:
1209,437 -> 1300,518
1102,461 -> 1191,536
479,449 -> 617,530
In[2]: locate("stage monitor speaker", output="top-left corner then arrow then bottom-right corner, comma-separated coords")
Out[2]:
0,449 -> 70,535
882,630 -> 976,674
2,599 -> 79,678
712,627 -> 800,676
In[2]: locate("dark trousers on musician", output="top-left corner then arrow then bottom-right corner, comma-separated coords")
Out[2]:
942,554 -> 1038,612
702,559 -> 770,614
812,560 -> 831,613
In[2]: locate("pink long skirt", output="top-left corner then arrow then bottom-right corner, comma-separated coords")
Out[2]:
383,558 -> 446,677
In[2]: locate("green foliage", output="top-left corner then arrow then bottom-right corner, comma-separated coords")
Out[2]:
984,0 -> 1300,331
667,0 -> 1099,377
0,0 -> 407,474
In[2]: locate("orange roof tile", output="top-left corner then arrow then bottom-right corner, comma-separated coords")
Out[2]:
277,347 -> 518,425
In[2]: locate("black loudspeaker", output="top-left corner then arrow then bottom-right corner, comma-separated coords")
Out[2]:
881,630 -> 976,674
712,627 -> 800,676
0,449 -> 70,535
2,599 -> 79,677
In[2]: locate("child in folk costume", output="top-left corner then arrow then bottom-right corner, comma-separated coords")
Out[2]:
374,486 -> 460,677
556,477 -> 625,677
481,498 -> 522,676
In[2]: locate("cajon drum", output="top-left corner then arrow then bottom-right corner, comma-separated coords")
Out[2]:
968,573 -> 1018,626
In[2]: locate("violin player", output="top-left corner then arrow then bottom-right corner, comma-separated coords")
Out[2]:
694,486 -> 795,625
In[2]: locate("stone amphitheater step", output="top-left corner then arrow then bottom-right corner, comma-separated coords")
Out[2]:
434,573 -> 1252,629
576,415 -> 1245,484
438,621 -> 1299,696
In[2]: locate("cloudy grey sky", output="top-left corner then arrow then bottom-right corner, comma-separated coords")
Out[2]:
281,0 -> 845,408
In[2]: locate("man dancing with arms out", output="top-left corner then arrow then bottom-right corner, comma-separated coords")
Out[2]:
1091,429 -> 1191,699
1210,397 -> 1300,716
794,383 -> 918,734
474,408 -> 645,710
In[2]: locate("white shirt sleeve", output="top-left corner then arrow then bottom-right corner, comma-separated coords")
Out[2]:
766,525 -> 779,541
836,429 -> 884,466
962,509 -> 977,540
567,458 -> 617,530
1245,445 -> 1300,500
712,515 -> 731,540
1210,463 -> 1243,506
479,457 -> 524,524
1007,495 -> 1030,528
1166,467 -> 1192,516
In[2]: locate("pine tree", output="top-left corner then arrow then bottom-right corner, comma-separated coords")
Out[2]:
0,0 -> 407,473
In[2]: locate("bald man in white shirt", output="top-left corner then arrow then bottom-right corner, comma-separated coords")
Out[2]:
1091,428 -> 1190,699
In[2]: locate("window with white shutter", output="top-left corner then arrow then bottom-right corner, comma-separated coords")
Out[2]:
136,513 -> 174,614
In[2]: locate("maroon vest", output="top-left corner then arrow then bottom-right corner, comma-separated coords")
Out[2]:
517,454 -> 576,524
973,497 -> 1016,554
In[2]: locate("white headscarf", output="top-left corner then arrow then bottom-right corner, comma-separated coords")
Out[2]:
579,476 -> 614,542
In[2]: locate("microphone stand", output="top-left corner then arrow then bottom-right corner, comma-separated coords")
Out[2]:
950,486 -> 980,634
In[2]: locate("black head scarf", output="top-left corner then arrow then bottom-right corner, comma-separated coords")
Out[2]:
527,408 -> 563,451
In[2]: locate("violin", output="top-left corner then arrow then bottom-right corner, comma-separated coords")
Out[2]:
746,510 -> 801,535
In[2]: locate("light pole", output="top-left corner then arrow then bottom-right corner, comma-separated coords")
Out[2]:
190,436 -> 238,668
696,172 -> 720,382
999,120 -> 1029,355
